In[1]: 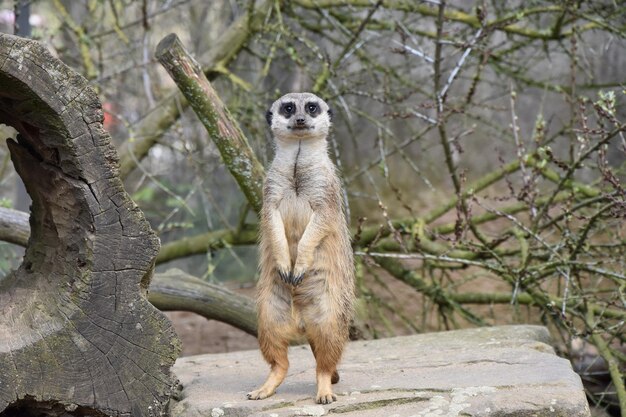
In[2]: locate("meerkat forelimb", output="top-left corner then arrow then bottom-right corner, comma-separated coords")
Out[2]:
247,92 -> 355,404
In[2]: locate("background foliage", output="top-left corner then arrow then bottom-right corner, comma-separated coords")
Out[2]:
1,0 -> 625,415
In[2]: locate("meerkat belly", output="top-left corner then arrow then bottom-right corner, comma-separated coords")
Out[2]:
278,193 -> 313,261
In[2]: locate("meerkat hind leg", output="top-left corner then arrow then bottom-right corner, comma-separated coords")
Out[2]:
308,338 -> 340,384
248,289 -> 293,400
247,328 -> 289,400
306,324 -> 346,404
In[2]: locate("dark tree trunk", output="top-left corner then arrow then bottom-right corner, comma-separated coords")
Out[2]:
0,34 -> 180,417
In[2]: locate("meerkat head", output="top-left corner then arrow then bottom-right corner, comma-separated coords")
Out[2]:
266,92 -> 333,141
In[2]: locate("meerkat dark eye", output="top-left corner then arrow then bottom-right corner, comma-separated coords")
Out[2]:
306,102 -> 319,116
280,102 -> 296,118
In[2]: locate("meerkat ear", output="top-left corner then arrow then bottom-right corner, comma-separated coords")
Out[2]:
265,110 -> 273,126
327,108 -> 333,121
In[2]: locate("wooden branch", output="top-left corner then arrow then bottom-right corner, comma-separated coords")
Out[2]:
119,91 -> 187,178
149,269 -> 257,336
355,159 -> 522,247
118,0 -> 273,179
156,226 -> 257,265
586,310 -> 626,415
0,207 -> 29,247
375,256 -> 486,325
148,269 -> 363,341
432,191 -> 574,235
373,256 -> 626,327
155,33 -> 265,213
294,1 -> 598,40
52,0 -> 97,79
0,34 -> 179,417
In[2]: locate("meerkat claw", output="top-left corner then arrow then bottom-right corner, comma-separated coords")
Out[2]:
316,393 -> 337,404
247,387 -> 274,400
278,269 -> 291,284
291,264 -> 307,285
291,272 -> 304,286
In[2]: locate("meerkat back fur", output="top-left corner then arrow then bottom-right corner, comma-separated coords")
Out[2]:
247,92 -> 355,404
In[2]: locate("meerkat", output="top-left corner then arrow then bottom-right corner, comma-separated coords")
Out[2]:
247,92 -> 355,404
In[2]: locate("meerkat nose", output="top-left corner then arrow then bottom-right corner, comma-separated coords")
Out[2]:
296,118 -> 306,124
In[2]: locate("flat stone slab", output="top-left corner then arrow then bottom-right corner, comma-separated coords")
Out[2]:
170,325 -> 590,417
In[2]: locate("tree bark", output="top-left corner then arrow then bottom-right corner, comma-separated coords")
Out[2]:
149,269 -> 257,337
0,34 -> 180,417
156,226 -> 257,265
155,33 -> 265,214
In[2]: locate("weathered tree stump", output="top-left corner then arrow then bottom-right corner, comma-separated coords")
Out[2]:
0,34 -> 180,416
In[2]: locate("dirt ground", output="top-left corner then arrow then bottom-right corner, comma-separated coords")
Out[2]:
165,311 -> 258,356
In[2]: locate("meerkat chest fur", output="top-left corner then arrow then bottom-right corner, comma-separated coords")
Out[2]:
270,139 -> 333,235
263,92 -> 341,248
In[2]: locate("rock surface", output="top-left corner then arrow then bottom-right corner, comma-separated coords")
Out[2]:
170,325 -> 590,417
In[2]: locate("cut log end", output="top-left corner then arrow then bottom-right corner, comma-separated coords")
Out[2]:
155,33 -> 182,60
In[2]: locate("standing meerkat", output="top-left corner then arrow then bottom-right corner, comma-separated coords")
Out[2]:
247,92 -> 355,404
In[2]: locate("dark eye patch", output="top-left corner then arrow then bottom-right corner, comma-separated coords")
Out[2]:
305,102 -> 319,117
279,102 -> 296,118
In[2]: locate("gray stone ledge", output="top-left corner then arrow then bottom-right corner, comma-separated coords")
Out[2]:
170,325 -> 590,417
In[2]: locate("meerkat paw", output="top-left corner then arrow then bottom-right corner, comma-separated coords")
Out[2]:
315,390 -> 337,404
291,269 -> 305,286
277,267 -> 292,284
275,256 -> 293,284
291,261 -> 310,286
247,387 -> 275,400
